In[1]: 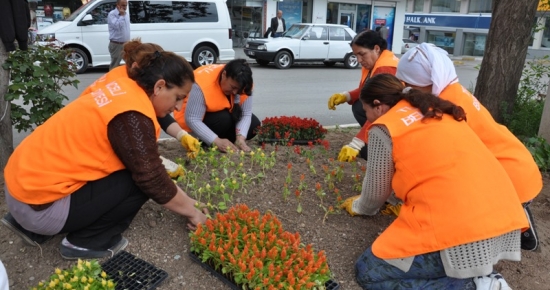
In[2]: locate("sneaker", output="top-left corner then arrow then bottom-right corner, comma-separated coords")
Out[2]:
1,212 -> 54,247
489,272 -> 512,290
60,237 -> 128,260
473,276 -> 501,290
521,205 -> 538,251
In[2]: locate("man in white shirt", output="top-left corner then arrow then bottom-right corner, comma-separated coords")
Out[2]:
270,10 -> 285,38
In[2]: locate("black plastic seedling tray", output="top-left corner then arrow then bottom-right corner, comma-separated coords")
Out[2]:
189,251 -> 340,290
101,250 -> 168,290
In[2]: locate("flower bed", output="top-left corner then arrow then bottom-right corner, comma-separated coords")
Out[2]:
255,116 -> 327,145
189,204 -> 335,289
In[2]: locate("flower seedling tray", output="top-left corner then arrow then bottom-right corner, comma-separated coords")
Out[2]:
189,251 -> 340,290
101,250 -> 168,290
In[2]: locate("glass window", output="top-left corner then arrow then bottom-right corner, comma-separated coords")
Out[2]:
87,2 -> 117,25
308,26 -> 327,40
468,0 -> 492,13
431,0 -> 460,13
329,26 -> 346,40
413,0 -> 424,12
129,1 -> 219,23
427,30 -> 455,54
542,18 -> 550,48
463,33 -> 486,56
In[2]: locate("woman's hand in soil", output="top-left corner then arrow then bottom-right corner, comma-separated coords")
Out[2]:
235,136 -> 251,152
339,195 -> 361,216
187,207 -> 208,230
213,137 -> 239,153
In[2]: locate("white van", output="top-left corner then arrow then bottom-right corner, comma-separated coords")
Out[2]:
36,0 -> 235,73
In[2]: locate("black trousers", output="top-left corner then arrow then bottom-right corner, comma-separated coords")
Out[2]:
352,100 -> 367,127
60,170 -> 149,250
202,109 -> 261,143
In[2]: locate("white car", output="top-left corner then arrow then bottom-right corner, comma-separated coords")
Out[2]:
401,38 -> 420,54
243,23 -> 358,69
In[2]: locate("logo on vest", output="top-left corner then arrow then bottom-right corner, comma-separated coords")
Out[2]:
396,107 -> 423,126
105,81 -> 127,96
461,85 -> 481,111
92,89 -> 112,108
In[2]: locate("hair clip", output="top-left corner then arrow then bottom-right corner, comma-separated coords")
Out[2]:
402,87 -> 412,94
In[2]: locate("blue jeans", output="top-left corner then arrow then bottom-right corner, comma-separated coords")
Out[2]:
355,246 -> 476,290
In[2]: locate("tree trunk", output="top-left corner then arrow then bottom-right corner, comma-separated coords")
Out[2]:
0,41 -> 13,177
474,0 -> 539,123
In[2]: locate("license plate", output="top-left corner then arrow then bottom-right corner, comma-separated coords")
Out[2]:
246,50 -> 255,56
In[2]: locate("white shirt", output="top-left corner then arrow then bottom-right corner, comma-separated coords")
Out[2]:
276,18 -> 283,33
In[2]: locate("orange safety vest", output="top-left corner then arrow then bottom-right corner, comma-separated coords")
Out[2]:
174,64 -> 249,132
351,50 -> 399,104
370,100 -> 527,259
5,78 -> 161,205
81,65 -> 127,96
354,50 -> 399,143
439,83 -> 542,203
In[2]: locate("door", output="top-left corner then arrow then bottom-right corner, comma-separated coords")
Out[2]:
80,1 -> 117,66
299,26 -> 329,60
338,11 -> 355,31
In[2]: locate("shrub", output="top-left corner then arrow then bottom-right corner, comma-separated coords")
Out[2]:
524,136 -> 550,172
2,44 -> 79,133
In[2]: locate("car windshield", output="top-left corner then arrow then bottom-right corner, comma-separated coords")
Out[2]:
282,24 -> 310,39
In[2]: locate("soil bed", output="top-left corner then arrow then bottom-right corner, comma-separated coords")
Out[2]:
0,128 -> 549,290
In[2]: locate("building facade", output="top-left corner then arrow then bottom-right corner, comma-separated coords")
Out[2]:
404,0 -> 550,57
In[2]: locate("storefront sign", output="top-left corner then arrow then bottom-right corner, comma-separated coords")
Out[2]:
404,14 -> 491,29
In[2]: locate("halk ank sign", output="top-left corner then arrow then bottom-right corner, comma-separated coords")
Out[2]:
404,14 -> 491,29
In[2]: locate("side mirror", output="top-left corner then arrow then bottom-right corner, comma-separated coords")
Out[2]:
78,14 -> 94,26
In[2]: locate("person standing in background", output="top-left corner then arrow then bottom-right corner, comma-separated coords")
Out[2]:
107,0 -> 130,70
378,23 -> 388,40
0,0 -> 31,51
270,10 -> 285,38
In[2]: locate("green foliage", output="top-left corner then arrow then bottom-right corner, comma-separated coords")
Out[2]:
524,136 -> 550,172
2,44 -> 79,132
501,55 -> 550,139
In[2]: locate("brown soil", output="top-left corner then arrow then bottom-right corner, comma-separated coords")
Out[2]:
1,128 -> 549,290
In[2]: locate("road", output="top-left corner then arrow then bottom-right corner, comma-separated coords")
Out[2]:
10,50 -> 481,146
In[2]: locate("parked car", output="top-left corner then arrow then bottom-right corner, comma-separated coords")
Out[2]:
243,23 -> 358,69
35,0 -> 234,74
401,38 -> 419,54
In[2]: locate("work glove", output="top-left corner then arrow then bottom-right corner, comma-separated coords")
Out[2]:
339,195 -> 361,216
327,92 -> 350,110
177,130 -> 200,159
380,203 -> 401,217
338,137 -> 365,162
160,156 -> 185,179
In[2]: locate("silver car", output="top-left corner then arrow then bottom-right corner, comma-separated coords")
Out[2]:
244,23 -> 358,69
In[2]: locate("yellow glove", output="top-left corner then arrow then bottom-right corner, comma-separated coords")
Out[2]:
380,203 -> 402,217
337,137 -> 365,162
177,130 -> 200,159
160,156 -> 185,179
339,195 -> 361,216
328,92 -> 350,110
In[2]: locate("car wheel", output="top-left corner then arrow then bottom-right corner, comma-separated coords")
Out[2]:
274,51 -> 292,69
344,53 -> 358,69
66,47 -> 88,74
256,59 -> 270,66
193,46 -> 217,68
323,61 -> 336,67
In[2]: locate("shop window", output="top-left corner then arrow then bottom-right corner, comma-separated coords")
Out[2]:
468,0 -> 492,13
542,18 -> 550,48
431,0 -> 459,13
413,0 -> 424,12
427,31 -> 455,54
463,33 -> 486,56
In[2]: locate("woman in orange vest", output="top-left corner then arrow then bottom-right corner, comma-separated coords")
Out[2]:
341,74 -> 526,289
2,50 -> 208,260
326,30 -> 399,162
173,59 -> 261,152
82,38 -> 200,163
396,43 -> 541,252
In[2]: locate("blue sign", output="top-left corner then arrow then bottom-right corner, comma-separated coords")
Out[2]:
404,14 -> 491,29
